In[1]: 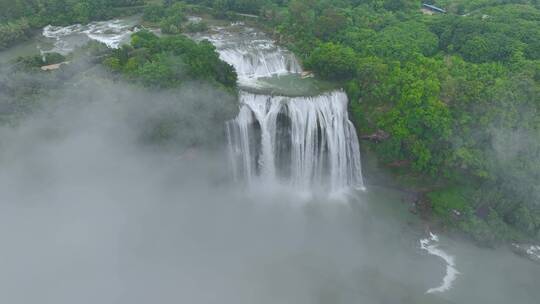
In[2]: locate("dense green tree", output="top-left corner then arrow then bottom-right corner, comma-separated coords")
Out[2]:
305,42 -> 357,80
143,4 -> 167,22
247,0 -> 540,241
105,30 -> 237,89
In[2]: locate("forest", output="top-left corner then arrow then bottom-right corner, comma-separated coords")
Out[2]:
218,0 -> 540,246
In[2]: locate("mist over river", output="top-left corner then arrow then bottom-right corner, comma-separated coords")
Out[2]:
0,17 -> 539,304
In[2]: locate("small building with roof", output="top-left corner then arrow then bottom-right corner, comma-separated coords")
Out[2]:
421,3 -> 447,15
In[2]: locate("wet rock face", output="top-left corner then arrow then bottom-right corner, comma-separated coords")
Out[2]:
511,243 -> 540,264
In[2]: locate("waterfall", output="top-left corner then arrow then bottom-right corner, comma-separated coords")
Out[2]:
200,22 -> 365,196
218,47 -> 302,79
42,18 -> 140,54
227,91 -> 365,194
191,25 -> 302,81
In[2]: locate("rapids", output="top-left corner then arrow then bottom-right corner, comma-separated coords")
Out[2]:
191,23 -> 301,85
42,17 -> 141,55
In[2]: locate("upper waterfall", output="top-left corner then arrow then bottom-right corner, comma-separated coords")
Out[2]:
42,17 -> 140,55
191,24 -> 302,84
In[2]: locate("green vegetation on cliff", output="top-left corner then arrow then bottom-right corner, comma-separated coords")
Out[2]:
103,30 -> 237,89
274,0 -> 540,245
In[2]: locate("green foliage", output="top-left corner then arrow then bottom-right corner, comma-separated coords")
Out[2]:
428,187 -> 473,219
103,57 -> 122,71
267,0 -> 539,184
143,4 -> 167,23
14,55 -> 45,70
380,66 -> 452,172
425,185 -> 518,247
43,52 -> 66,65
184,21 -> 209,33
240,0 -> 540,242
183,0 -> 270,15
313,7 -> 349,40
433,0 -> 540,15
0,0 -> 137,25
15,52 -> 66,69
142,2 -> 188,34
306,42 -> 357,80
105,30 -> 237,89
429,5 -> 540,62
365,22 -> 440,60
458,208 -> 520,247
137,55 -> 184,87
383,0 -> 418,11
507,206 -> 540,237
459,215 -> 499,247
0,18 -> 32,50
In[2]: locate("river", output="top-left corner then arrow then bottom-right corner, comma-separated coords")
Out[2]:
0,17 -> 538,304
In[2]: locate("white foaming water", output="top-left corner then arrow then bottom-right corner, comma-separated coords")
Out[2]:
420,233 -> 459,294
226,91 -> 365,196
527,245 -> 540,259
42,18 -> 139,54
192,24 -> 301,83
187,16 -> 203,23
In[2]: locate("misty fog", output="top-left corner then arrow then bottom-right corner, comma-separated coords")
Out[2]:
0,63 -> 465,304
0,74 -> 367,303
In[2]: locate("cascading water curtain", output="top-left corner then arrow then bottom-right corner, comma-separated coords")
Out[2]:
226,91 -> 365,194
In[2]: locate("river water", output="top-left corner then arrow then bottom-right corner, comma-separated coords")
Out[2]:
0,17 -> 539,304
0,16 -> 140,64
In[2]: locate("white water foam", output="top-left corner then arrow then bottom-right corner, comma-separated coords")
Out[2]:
191,25 -> 301,83
526,245 -> 540,260
420,232 -> 459,294
188,16 -> 203,23
42,19 -> 139,54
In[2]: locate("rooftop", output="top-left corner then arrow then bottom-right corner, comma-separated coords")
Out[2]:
422,3 -> 447,13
